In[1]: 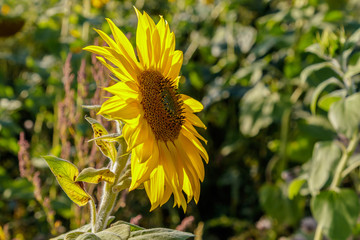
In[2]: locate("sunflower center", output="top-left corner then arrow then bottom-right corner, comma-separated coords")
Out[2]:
138,70 -> 184,142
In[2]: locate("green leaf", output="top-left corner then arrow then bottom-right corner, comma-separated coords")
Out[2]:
318,89 -> 346,112
239,83 -> 278,137
50,224 -> 92,240
345,56 -> 360,79
328,93 -> 360,138
101,224 -> 130,239
310,77 -> 344,114
259,184 -> 304,226
129,228 -> 194,240
111,221 -> 144,232
342,154 -> 360,178
86,116 -> 117,162
96,232 -> 123,240
76,167 -> 115,184
344,28 -> 360,50
64,232 -> 86,240
76,233 -> 101,240
311,189 -> 360,240
308,141 -> 342,194
288,178 -> 306,200
306,43 -> 331,60
43,156 -> 91,207
300,62 -> 342,85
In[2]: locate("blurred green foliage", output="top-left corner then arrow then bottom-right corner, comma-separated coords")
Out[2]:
2,0 -> 360,239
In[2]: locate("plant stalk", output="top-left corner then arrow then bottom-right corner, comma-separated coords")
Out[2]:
94,122 -> 129,232
89,197 -> 96,233
330,132 -> 359,190
314,222 -> 323,240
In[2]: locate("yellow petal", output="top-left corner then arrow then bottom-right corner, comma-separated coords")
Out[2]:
181,94 -> 204,112
184,111 -> 206,129
183,121 -> 207,144
98,96 -> 141,121
104,81 -> 139,100
166,50 -> 183,81
105,18 -> 142,71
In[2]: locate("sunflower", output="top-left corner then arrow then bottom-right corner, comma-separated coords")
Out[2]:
84,8 -> 208,211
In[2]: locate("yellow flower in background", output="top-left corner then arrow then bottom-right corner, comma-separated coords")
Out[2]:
91,0 -> 109,8
1,4 -> 10,15
84,7 -> 208,211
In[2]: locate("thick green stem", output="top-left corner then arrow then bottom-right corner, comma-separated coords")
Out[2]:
314,222 -> 323,240
89,197 -> 96,233
330,132 -> 359,190
94,122 -> 129,232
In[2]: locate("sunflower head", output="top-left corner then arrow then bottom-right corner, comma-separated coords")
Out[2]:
84,7 -> 208,212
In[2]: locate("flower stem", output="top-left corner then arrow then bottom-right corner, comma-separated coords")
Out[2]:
314,222 -> 323,240
89,197 -> 96,233
94,122 -> 129,232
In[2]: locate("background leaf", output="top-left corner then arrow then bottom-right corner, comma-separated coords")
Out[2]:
311,189 -> 360,240
308,141 -> 342,194
328,93 -> 360,138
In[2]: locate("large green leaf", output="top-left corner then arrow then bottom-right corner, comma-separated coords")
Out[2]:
129,228 -> 194,240
311,189 -> 360,240
99,224 -> 130,239
308,141 -> 341,194
44,156 -> 91,207
50,224 -> 92,240
110,221 -> 144,232
96,232 -> 123,240
76,233 -> 100,240
328,93 -> 360,138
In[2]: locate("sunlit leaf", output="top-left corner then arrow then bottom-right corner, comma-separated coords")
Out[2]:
88,133 -> 122,143
310,77 -> 344,114
43,156 -> 91,207
288,178 -> 306,200
85,116 -> 117,162
318,89 -> 346,112
76,167 -> 115,184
